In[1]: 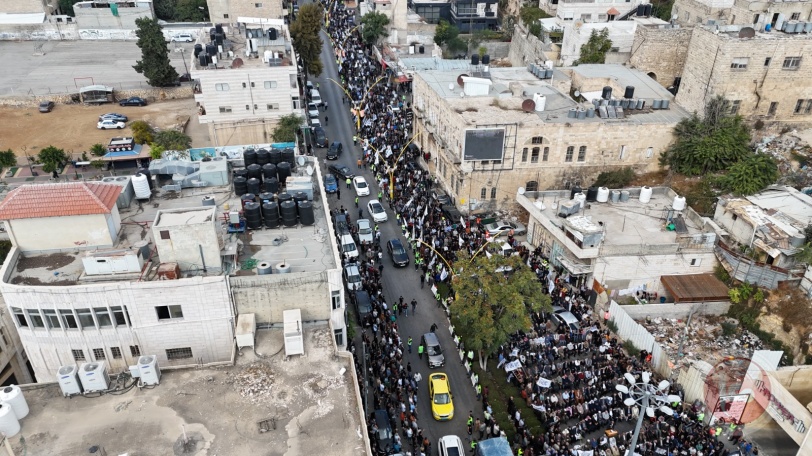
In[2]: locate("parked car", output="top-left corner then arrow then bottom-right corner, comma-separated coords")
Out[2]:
372,409 -> 394,454
170,33 -> 194,42
387,239 -> 409,267
333,213 -> 350,237
352,176 -> 370,196
343,264 -> 362,291
485,220 -> 527,236
178,73 -> 192,82
310,118 -> 321,128
326,142 -> 343,160
357,219 -> 373,244
98,113 -> 128,122
438,435 -> 465,456
441,204 -> 463,223
553,311 -> 580,332
367,199 -> 387,223
429,373 -> 454,421
38,101 -> 55,113
328,165 -> 354,180
422,332 -> 445,368
353,290 -> 372,322
97,119 -> 126,130
339,234 -> 358,259
432,189 -> 451,205
119,97 -> 147,106
309,89 -> 322,105
307,103 -> 320,118
313,127 -> 328,148
324,174 -> 338,193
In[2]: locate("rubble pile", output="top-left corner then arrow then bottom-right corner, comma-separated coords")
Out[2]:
228,362 -> 275,404
756,131 -> 812,187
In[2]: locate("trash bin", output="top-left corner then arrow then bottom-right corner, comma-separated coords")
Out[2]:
660,296 -> 666,303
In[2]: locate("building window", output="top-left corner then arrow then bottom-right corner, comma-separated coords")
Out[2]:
521,148 -> 528,162
730,58 -> 748,70
0,328 -> 8,346
111,347 -> 123,359
646,147 -> 654,158
764,57 -> 771,67
93,348 -> 106,360
11,308 -> 26,327
77,308 -> 95,329
242,82 -> 247,88
94,308 -> 113,327
130,345 -> 141,357
334,328 -> 344,346
542,147 -> 549,161
215,83 -> 230,91
331,290 -> 341,310
783,56 -> 801,70
156,305 -> 184,320
290,74 -> 297,88
795,99 -> 812,114
60,309 -> 78,329
245,105 -> 250,111
791,12 -> 800,20
480,160 -> 490,166
219,106 -> 232,113
690,258 -> 702,267
525,181 -> 539,192
112,306 -> 128,326
292,96 -> 301,110
72,349 -> 86,362
490,187 -> 497,199
223,13 -> 229,19
27,310 -> 45,328
768,102 -> 778,116
531,136 -> 543,144
166,347 -> 194,360
160,230 -> 170,240
43,309 -> 61,329
806,100 -> 812,115
264,81 -> 278,89
267,103 -> 280,110
577,146 -> 587,162
565,146 -> 574,162
531,147 -> 540,163
481,188 -> 487,199
729,100 -> 741,115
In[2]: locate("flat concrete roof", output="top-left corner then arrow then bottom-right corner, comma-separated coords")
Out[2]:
8,325 -> 365,456
154,207 -> 216,226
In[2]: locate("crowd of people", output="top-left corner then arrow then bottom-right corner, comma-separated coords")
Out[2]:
318,2 -> 750,456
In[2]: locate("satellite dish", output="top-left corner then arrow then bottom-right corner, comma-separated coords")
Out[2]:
460,92 -> 465,98
296,155 -> 306,166
521,99 -> 536,112
457,74 -> 469,87
738,26 -> 756,38
518,187 -> 526,195
574,90 -> 581,97
306,165 -> 314,176
232,58 -> 244,68
448,83 -> 454,90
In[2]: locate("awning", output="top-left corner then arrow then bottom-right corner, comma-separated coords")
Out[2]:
607,7 -> 620,15
660,273 -> 729,303
557,256 -> 593,275
396,75 -> 411,83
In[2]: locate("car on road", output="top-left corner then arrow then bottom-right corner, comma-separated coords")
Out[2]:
485,220 -> 527,236
119,97 -> 147,107
372,409 -> 394,454
38,101 -> 55,113
343,264 -> 362,291
339,234 -> 358,259
328,164 -> 354,180
170,33 -> 194,42
352,176 -> 370,196
438,435 -> 465,456
353,290 -> 372,322
553,311 -> 580,332
324,174 -> 338,193
97,119 -> 126,129
367,200 -> 387,223
307,103 -> 320,118
441,204 -> 463,224
309,118 -> 321,128
98,113 -> 128,122
357,219 -> 373,244
333,213 -> 350,237
429,373 -> 454,421
432,188 -> 451,205
422,332 -> 445,368
326,142 -> 343,160
313,127 -> 328,148
386,239 -> 409,267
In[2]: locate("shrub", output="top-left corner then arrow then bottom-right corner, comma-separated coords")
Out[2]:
593,167 -> 635,188
607,318 -> 618,333
130,120 -> 154,145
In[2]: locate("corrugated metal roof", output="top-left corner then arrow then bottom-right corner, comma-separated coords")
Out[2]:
660,273 -> 729,303
0,183 -> 122,221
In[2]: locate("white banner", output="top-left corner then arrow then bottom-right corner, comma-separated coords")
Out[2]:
504,360 -> 522,372
536,377 -> 552,388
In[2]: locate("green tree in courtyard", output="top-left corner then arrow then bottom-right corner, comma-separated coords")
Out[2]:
719,153 -> 779,196
175,0 -> 208,21
133,18 -> 179,87
290,3 -> 324,77
153,130 -> 192,151
272,114 -> 304,143
37,146 -> 69,174
361,11 -> 390,45
0,150 -> 17,169
574,28 -> 613,65
450,251 -> 550,370
89,144 -> 107,157
434,20 -> 459,47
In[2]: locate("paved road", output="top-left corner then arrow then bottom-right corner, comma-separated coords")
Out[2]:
312,30 -> 477,454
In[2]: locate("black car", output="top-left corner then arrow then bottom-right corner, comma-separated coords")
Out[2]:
38,101 -> 55,113
441,204 -> 463,224
387,239 -> 410,267
354,290 -> 373,323
432,189 -> 451,205
119,97 -> 147,107
328,164 -> 354,180
372,409 -> 394,455
313,127 -> 328,148
326,141 -> 343,160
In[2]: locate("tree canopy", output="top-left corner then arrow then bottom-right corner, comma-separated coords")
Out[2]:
434,20 -> 459,46
718,153 -> 778,196
361,11 -> 390,45
272,114 -> 304,143
574,28 -> 612,65
133,18 -> 179,87
37,146 -> 69,174
450,251 -> 550,370
519,6 -> 548,26
0,150 -> 17,169
290,4 -> 324,77
89,144 -> 107,157
153,130 -> 192,150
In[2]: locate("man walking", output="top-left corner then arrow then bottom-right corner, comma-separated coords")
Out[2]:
346,177 -> 352,189
407,337 -> 413,353
418,343 -> 424,359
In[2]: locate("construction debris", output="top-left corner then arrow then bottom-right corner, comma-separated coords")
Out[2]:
227,362 -> 275,404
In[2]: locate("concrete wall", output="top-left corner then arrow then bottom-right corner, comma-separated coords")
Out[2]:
508,23 -> 551,67
672,0 -> 730,26
629,25 -> 692,87
0,21 -> 77,40
619,301 -> 731,319
0,296 -> 35,384
207,0 -> 286,26
596,251 -> 718,294
1,0 -> 56,14
479,41 -> 510,59
7,213 -> 117,252
0,85 -> 194,108
560,22 -> 636,66
230,272 -> 333,325
713,200 -> 756,246
74,3 -> 154,29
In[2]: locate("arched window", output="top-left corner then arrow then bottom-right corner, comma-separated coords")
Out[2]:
525,181 -> 539,192
490,187 -> 497,199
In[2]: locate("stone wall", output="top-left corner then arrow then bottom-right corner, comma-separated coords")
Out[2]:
0,21 -> 77,40
628,25 -> 692,88
507,23 -> 550,67
480,41 -> 511,60
0,85 -> 194,108
620,301 -> 731,320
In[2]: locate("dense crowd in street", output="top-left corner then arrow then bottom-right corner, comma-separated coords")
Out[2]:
317,2 -> 753,456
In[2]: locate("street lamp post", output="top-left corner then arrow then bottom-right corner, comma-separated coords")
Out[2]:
178,47 -> 190,77
327,75 -> 386,132
364,133 -> 420,200
615,372 -> 682,456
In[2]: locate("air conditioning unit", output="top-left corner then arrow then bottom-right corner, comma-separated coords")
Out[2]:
79,362 -> 110,393
138,355 -> 161,386
56,365 -> 83,397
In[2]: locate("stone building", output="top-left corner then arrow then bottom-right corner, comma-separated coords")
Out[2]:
671,0 -> 812,29
206,0 -> 285,26
539,0 -> 647,23
411,62 -> 687,213
73,1 -> 155,29
628,22 -> 692,88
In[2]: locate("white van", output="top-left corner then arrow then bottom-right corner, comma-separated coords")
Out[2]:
171,33 -> 194,43
339,234 -> 359,259
310,89 -> 322,105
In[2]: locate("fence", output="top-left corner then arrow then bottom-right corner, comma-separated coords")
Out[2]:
0,81 -> 161,98
620,301 -> 730,320
608,300 -> 673,378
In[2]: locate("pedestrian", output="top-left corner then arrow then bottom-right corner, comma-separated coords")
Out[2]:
476,383 -> 482,401
325,116 -> 328,125
420,273 -> 425,288
324,102 -> 328,111
430,323 -> 437,333
355,196 -> 359,207
359,208 -> 363,218
418,343 -> 424,359
353,135 -> 358,145
337,187 -> 341,199
357,158 -> 362,169
378,263 -> 384,274
411,299 -> 417,314
346,178 -> 352,188
466,412 -> 473,440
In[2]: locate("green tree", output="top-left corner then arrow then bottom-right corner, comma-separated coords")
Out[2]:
360,11 -> 390,45
149,144 -> 166,160
272,114 -> 304,143
0,149 -> 17,169
593,167 -> 635,188
89,144 -> 107,157
130,121 -> 155,145
574,28 -> 612,65
133,18 -> 179,87
720,153 -> 779,196
152,0 -> 177,21
0,240 -> 11,265
434,20 -> 459,46
153,130 -> 192,150
175,0 -> 208,21
37,146 -> 69,174
661,97 -> 752,175
519,6 -> 547,26
290,4 -> 324,77
451,251 -> 550,370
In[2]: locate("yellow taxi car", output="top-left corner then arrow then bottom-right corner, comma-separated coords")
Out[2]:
430,372 -> 454,421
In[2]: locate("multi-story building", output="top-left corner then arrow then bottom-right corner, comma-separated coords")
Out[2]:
671,0 -> 812,29
412,61 -> 687,213
192,18 -> 301,146
407,0 -> 497,32
539,0 -> 647,23
73,0 -> 155,28
1,0 -> 59,14
0,296 -> 35,384
206,0 -> 285,26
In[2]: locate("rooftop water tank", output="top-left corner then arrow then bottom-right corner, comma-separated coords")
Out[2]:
298,201 -> 315,226
586,186 -> 599,202
639,186 -> 653,203
602,86 -> 612,100
620,190 -> 630,202
132,173 -> 151,199
280,200 -> 298,227
570,186 -> 582,200
610,190 -> 620,203
597,187 -> 610,203
0,385 -> 29,419
673,195 -> 686,211
233,176 -> 248,196
0,403 -> 20,438
244,202 -> 262,229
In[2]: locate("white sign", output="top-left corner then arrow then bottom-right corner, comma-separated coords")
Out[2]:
536,377 -> 552,388
504,360 -> 522,372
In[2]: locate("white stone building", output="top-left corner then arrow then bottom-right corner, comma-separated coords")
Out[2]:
73,1 -> 155,29
540,0 -> 648,23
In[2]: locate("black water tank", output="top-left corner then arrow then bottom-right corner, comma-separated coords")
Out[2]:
586,186 -> 599,202
233,168 -> 249,180
244,202 -> 262,230
240,193 -> 256,209
471,54 -> 479,65
198,54 -> 209,67
269,27 -> 278,40
570,185 -> 582,200
233,176 -> 248,196
256,149 -> 270,165
269,149 -> 282,165
419,45 -> 425,54
215,24 -> 224,34
194,44 -> 203,58
645,4 -> 653,16
264,177 -> 279,194
281,148 -> 295,167
209,28 -> 216,42
277,162 -> 291,183
214,33 -> 223,46
247,178 -> 261,195
602,86 -> 612,100
243,149 -> 258,166
624,86 -> 635,99
247,164 -> 263,180
293,192 -> 307,204
298,201 -> 315,226
206,44 -> 217,56
637,4 -> 646,16
482,54 -> 490,65
280,200 -> 298,227
258,192 -> 274,203
277,192 -> 292,206
262,202 -> 280,228
262,163 -> 277,181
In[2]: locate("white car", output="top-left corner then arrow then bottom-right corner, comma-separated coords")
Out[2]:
357,219 -> 373,244
307,103 -> 320,118
438,435 -> 465,456
310,118 -> 321,127
352,176 -> 370,196
343,264 -> 362,291
339,234 -> 359,259
97,119 -> 125,129
171,33 -> 194,42
367,199 -> 387,223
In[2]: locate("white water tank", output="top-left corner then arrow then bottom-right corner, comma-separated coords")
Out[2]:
673,195 -> 686,211
533,200 -> 546,211
79,362 -> 110,393
596,187 -> 610,203
639,186 -> 653,203
138,355 -> 161,386
132,173 -> 151,199
57,365 -> 83,397
574,192 -> 587,206
0,385 -> 28,419
263,50 -> 272,62
0,403 -> 20,438
533,93 -> 547,112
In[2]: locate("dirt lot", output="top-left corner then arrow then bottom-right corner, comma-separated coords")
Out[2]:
0,98 -> 195,159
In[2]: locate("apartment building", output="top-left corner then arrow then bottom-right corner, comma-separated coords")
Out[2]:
539,0 -> 647,23
206,0 -> 285,26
